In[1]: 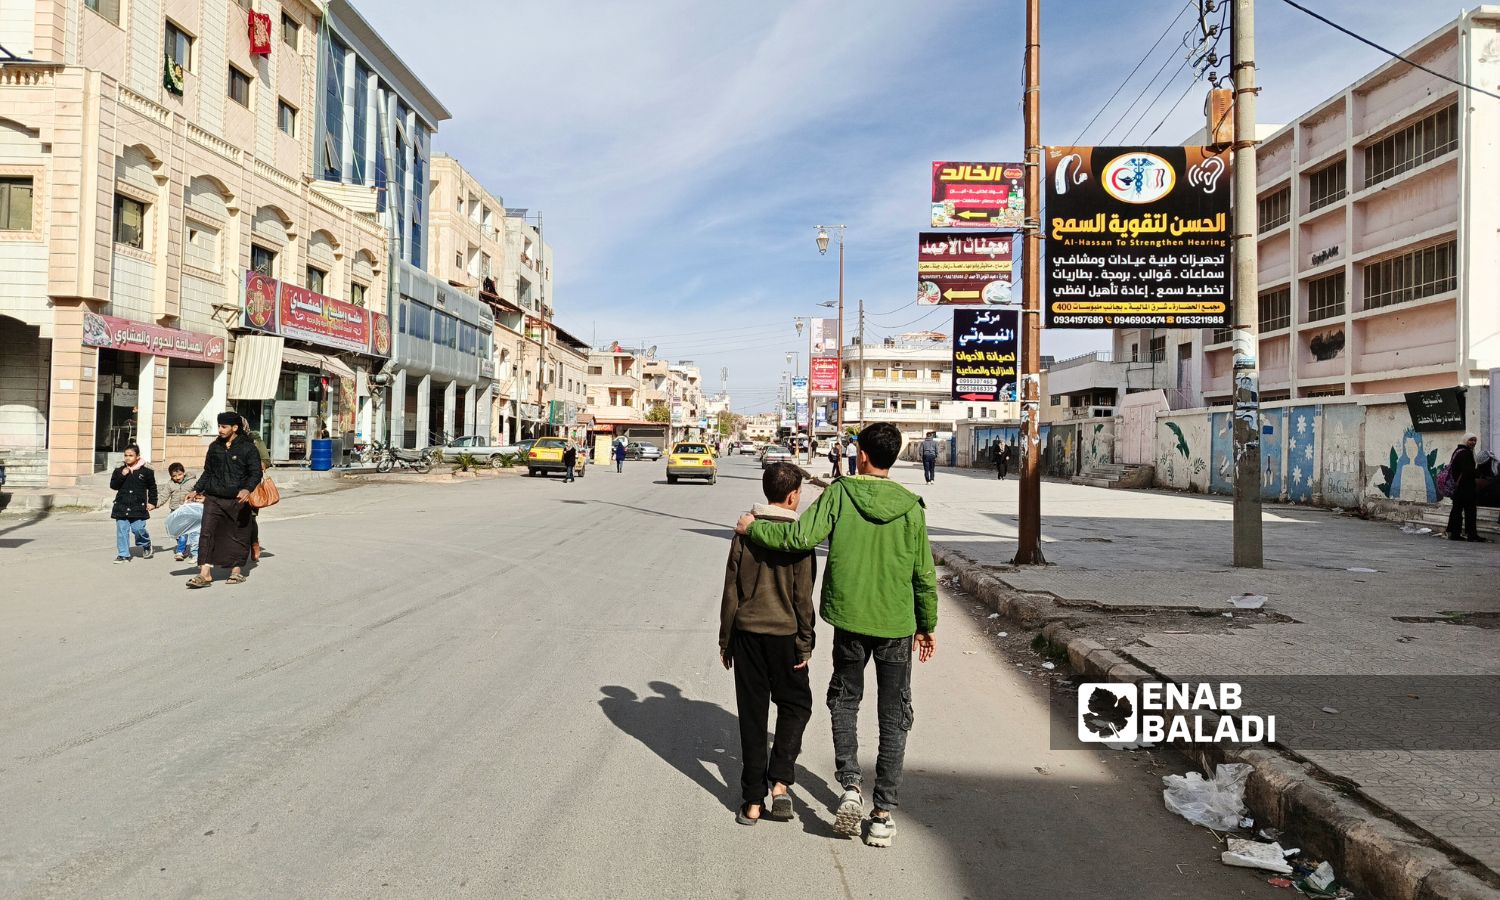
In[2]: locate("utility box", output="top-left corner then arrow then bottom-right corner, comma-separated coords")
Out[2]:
1207,88 -> 1234,146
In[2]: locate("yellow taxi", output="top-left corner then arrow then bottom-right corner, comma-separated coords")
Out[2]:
666,442 -> 717,485
527,437 -> 586,478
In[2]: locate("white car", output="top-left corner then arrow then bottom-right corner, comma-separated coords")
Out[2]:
443,434 -> 522,467
760,445 -> 794,468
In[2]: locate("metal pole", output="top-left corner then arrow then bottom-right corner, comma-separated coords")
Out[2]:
837,233 -> 845,435
857,298 -> 865,432
1231,0 -> 1263,567
806,331 -> 814,464
1014,0 -> 1045,565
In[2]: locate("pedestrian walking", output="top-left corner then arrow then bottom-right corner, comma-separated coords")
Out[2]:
995,441 -> 1008,480
614,439 -> 627,473
845,437 -> 858,476
736,422 -> 937,848
1446,433 -> 1487,542
919,432 -> 939,484
185,412 -> 262,588
109,444 -> 157,563
828,442 -> 842,479
720,462 -> 817,826
563,443 -> 577,483
163,462 -> 200,560
243,417 -> 271,562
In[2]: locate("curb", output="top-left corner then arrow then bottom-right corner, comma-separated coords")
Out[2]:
932,545 -> 1500,900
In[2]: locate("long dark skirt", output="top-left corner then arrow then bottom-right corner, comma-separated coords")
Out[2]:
198,495 -> 253,568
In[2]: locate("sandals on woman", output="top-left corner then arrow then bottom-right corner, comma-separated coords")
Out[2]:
226,572 -> 247,584
186,575 -> 212,589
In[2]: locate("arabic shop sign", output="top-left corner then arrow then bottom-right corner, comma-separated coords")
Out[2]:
82,312 -> 227,363
1044,146 -> 1231,329
242,271 -> 389,357
918,231 -> 1019,306
810,356 -> 840,397
951,309 -> 1018,402
931,161 -> 1025,228
1404,388 -> 1465,433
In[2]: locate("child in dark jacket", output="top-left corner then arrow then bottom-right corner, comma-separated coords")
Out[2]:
720,462 -> 817,826
110,443 -> 158,563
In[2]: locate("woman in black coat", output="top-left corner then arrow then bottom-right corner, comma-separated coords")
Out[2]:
1446,433 -> 1486,542
110,443 -> 157,563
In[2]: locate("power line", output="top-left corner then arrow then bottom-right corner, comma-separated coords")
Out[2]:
1141,71 -> 1204,143
1071,0 -> 1196,146
1099,43 -> 1188,144
875,305 -> 948,332
1275,0 -> 1500,102
1120,56 -> 1193,144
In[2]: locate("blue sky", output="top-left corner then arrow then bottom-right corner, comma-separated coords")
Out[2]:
357,0 -> 1469,413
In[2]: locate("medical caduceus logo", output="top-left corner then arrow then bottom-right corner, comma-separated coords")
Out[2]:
1102,152 -> 1175,204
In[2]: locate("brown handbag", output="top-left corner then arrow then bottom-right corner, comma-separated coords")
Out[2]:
248,476 -> 280,508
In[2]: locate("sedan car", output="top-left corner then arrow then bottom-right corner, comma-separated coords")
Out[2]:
443,434 -> 521,468
666,442 -> 717,484
623,441 -> 663,461
760,445 -> 793,468
527,437 -> 586,477
739,442 -> 761,456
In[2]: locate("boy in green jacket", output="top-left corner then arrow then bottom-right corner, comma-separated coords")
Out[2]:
735,421 -> 938,848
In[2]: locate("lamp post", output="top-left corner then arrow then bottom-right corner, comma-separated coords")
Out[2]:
815,225 -> 846,435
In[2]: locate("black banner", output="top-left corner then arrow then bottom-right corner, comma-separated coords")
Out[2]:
951,309 -> 1018,402
1405,388 -> 1465,433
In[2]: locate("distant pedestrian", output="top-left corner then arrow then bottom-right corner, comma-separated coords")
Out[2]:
614,440 -> 627,473
163,462 -> 199,561
845,438 -> 858,476
1446,433 -> 1487,542
995,442 -> 1008,480
919,432 -> 939,484
563,443 -> 578,483
109,444 -> 157,563
720,462 -> 817,826
736,422 -> 937,848
185,412 -> 262,588
828,442 -> 842,479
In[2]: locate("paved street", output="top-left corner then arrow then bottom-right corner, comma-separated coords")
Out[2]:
0,456 -> 1278,899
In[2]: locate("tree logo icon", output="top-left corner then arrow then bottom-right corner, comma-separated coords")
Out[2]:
1078,683 -> 1139,743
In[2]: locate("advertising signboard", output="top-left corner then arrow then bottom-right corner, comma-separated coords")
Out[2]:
242,271 -> 390,357
951,309 -> 1019,402
810,357 -> 840,397
1044,146 -> 1231,328
791,376 -> 808,401
1405,388 -> 1465,433
796,401 -> 808,427
918,231 -> 1019,306
82,312 -> 226,364
931,161 -> 1025,228
809,318 -> 839,356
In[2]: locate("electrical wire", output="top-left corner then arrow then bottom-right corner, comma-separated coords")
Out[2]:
866,300 -> 917,319
1099,48 -> 1188,144
1275,0 -> 1500,102
1119,56 -> 1193,144
873,305 -> 948,332
1142,71 -> 1205,142
1071,0 -> 1197,146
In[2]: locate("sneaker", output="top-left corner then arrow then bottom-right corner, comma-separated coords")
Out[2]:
834,786 -> 863,836
865,812 -> 896,848
142,545 -> 154,559
113,556 -> 130,564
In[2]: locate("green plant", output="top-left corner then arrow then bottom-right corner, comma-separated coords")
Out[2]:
495,452 -> 519,468
451,452 -> 479,472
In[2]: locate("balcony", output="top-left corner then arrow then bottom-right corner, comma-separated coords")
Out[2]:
845,375 -> 949,394
1044,351 -> 1135,397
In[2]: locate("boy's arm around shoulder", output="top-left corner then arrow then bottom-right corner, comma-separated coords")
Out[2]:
793,548 -> 817,662
718,534 -> 743,660
911,501 -> 938,634
746,482 -> 839,553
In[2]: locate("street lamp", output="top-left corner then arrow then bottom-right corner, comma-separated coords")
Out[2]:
814,225 -> 846,437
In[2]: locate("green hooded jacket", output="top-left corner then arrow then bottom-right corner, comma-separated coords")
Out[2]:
747,475 -> 937,639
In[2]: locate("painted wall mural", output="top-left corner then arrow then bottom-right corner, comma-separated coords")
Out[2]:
1210,411 -> 1232,496
1286,405 -> 1319,503
1375,427 -> 1439,503
1321,404 -> 1362,509
1157,416 -> 1210,492
1260,409 -> 1284,501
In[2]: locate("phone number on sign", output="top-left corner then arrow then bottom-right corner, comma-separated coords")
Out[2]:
1051,315 -> 1226,326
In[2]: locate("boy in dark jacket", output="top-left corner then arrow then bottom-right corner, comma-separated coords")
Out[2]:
721,462 -> 817,827
110,444 -> 158,563
736,421 -> 938,848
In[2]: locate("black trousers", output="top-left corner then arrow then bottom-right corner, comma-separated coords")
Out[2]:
1448,484 -> 1478,538
731,629 -> 813,805
922,456 -> 936,482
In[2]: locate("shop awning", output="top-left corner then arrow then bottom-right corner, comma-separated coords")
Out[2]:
228,333 -> 283,400
282,347 -> 357,381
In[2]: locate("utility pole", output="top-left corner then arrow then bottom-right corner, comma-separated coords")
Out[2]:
1231,0 -> 1263,567
856,299 -> 865,432
1014,0 -> 1045,565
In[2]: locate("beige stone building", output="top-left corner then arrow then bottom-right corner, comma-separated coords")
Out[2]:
1,0 -> 392,485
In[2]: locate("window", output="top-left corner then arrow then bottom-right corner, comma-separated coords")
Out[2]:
1363,241 -> 1456,310
398,303 -> 406,334
251,243 -> 276,276
0,177 -> 33,231
967,407 -> 975,418
409,303 -> 432,341
113,195 -> 146,249
281,13 -> 300,50
928,401 -> 939,411
350,283 -> 367,307
228,66 -> 252,107
84,0 -> 119,26
588,366 -> 603,375
481,253 -> 492,277
872,368 -> 887,379
1210,326 -> 1232,344
1364,105 -> 1457,188
930,369 -> 942,381
871,399 -> 888,410
899,400 -> 917,411
306,266 -> 326,294
1149,336 -> 1166,362
1307,272 -> 1346,321
1260,287 -> 1291,331
164,21 -> 193,72
1307,159 -> 1346,212
277,100 -> 297,136
1258,187 -> 1290,232
1129,343 -> 1139,362
902,369 -> 916,380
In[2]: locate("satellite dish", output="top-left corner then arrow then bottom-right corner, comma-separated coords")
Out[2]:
648,345 -> 658,358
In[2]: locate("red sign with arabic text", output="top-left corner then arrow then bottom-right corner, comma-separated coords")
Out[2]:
82,312 -> 225,363
278,283 -> 373,353
931,161 -> 1025,228
810,357 -> 840,397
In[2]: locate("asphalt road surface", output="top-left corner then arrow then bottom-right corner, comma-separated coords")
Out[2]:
0,455 -> 1276,898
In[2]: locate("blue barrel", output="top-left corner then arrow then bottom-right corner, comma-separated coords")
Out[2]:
309,438 -> 334,471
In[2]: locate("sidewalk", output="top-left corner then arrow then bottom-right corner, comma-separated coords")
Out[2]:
900,462 -> 1499,899
0,466 -> 362,515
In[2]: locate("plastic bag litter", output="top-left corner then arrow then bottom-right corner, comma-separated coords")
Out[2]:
1399,524 -> 1433,535
1221,837 -> 1295,874
1230,594 -> 1267,609
1162,762 -> 1253,830
165,502 -> 203,538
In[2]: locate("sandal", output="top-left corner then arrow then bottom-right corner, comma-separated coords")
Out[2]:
186,575 -> 212,589
226,572 -> 247,585
735,802 -> 761,826
769,789 -> 794,821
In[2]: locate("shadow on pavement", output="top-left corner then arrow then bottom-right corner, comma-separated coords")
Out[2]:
0,508 -> 51,537
592,500 -> 729,531
680,527 -> 736,542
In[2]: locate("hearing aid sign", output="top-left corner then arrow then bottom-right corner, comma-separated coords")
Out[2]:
1044,146 -> 1231,329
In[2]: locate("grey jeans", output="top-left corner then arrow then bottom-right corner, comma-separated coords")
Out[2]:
827,628 -> 914,811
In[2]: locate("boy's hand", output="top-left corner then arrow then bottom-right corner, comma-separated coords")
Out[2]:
721,653 -> 732,670
793,660 -> 808,671
734,513 -> 754,535
914,632 -> 936,662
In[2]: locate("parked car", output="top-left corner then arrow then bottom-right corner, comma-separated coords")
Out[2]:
760,445 -> 793,468
527,437 -> 586,477
739,442 -> 761,456
443,434 -> 521,468
666,442 -> 717,485
624,441 -> 663,461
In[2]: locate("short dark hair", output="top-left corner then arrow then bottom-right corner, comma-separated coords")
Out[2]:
762,462 -> 802,504
168,462 -> 185,474
124,443 -> 141,456
859,422 -> 902,469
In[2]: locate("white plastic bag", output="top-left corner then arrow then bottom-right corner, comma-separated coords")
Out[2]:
1162,762 -> 1253,830
1220,837 -> 1293,873
165,501 -> 203,538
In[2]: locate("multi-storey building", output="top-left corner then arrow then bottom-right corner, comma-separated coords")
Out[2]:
0,0 -> 394,484
586,346 -> 645,434
840,336 -> 1013,442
